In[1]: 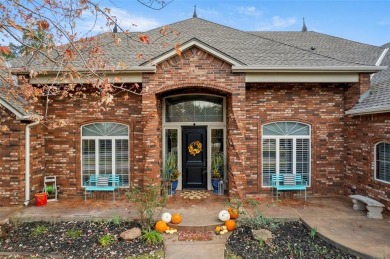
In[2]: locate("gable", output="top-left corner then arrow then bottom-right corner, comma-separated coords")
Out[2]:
142,38 -> 244,67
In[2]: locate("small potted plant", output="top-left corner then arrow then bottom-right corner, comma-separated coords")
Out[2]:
162,151 -> 181,195
211,151 -> 224,193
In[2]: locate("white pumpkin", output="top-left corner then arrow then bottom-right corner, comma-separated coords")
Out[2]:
218,210 -> 231,222
161,212 -> 172,223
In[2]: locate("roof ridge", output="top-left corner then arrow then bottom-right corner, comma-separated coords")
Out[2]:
246,31 -> 381,67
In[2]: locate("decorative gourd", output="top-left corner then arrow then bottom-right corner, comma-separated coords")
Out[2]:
228,208 -> 239,219
171,213 -> 182,224
155,220 -> 168,233
161,212 -> 172,223
225,219 -> 236,231
218,210 -> 230,222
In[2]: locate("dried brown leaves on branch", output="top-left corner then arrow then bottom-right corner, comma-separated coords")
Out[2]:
0,0 -> 179,129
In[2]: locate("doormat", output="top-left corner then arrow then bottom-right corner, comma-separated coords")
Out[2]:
180,190 -> 210,199
178,231 -> 213,241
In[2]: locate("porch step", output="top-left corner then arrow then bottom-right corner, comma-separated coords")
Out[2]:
167,221 -> 221,231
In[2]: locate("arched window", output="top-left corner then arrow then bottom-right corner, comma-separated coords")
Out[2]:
262,122 -> 311,186
375,142 -> 390,183
81,122 -> 129,187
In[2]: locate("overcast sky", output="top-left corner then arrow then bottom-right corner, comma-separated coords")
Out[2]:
96,0 -> 390,46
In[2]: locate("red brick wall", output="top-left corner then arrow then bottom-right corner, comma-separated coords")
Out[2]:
142,46 -> 247,197
41,92 -> 141,197
245,83 -> 348,195
0,111 -> 25,206
0,108 -> 45,206
345,113 -> 390,210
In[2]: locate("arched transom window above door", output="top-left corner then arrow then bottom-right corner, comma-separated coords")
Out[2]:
165,95 -> 224,123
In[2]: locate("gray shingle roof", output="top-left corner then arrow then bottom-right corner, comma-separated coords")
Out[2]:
9,18 -> 385,71
0,71 -> 31,119
6,17 -> 389,115
347,43 -> 390,115
248,31 -> 384,67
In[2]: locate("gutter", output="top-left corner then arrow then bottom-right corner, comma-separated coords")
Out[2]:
24,120 -> 40,206
345,106 -> 390,116
12,66 -> 157,75
231,66 -> 387,73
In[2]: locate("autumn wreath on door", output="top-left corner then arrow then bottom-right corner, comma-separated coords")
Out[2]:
188,140 -> 202,156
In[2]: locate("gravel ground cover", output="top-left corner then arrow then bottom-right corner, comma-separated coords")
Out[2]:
0,220 -> 163,258
226,221 -> 359,259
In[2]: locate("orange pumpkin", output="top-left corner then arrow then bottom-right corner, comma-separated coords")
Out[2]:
225,219 -> 236,231
228,208 -> 239,219
155,220 -> 168,233
171,213 -> 182,224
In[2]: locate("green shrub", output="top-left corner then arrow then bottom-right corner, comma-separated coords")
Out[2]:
237,210 -> 277,230
65,229 -> 82,238
126,182 -> 167,230
142,230 -> 163,245
31,225 -> 47,236
98,234 -> 115,247
111,215 -> 122,226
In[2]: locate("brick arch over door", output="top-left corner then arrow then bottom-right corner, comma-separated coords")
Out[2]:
154,82 -> 233,96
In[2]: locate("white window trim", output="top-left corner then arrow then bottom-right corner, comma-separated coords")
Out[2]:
80,123 -> 130,187
261,122 -> 311,187
374,142 -> 390,184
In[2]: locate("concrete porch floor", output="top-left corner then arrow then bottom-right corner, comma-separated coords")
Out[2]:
0,193 -> 389,259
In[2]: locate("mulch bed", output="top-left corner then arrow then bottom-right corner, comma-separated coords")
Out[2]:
0,221 -> 162,258
227,221 -> 359,259
177,231 -> 213,241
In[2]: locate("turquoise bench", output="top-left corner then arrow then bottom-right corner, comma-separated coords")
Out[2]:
84,175 -> 120,201
271,174 -> 307,201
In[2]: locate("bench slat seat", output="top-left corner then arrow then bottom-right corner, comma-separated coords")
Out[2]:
84,175 -> 120,201
349,194 -> 384,219
271,174 -> 307,201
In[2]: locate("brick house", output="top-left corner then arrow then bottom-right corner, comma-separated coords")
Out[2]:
1,17 -> 389,210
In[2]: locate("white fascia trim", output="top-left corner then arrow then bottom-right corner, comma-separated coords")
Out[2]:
0,98 -> 29,120
146,39 -> 243,66
232,66 -> 387,73
14,66 -> 156,74
346,106 -> 390,115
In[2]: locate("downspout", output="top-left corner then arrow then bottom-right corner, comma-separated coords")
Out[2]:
24,120 -> 40,206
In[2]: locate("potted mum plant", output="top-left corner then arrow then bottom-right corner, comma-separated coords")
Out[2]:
211,151 -> 224,194
162,151 -> 181,195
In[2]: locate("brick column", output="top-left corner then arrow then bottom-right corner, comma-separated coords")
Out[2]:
140,92 -> 162,187
227,84 -> 247,199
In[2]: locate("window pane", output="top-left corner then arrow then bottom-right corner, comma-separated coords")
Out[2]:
99,140 -> 112,175
376,142 -> 390,182
279,139 -> 293,174
296,139 -> 310,185
263,139 -> 276,186
165,129 -> 178,155
82,139 -> 95,184
116,139 -> 129,186
166,95 -> 223,122
82,123 -> 128,136
263,122 -> 309,136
